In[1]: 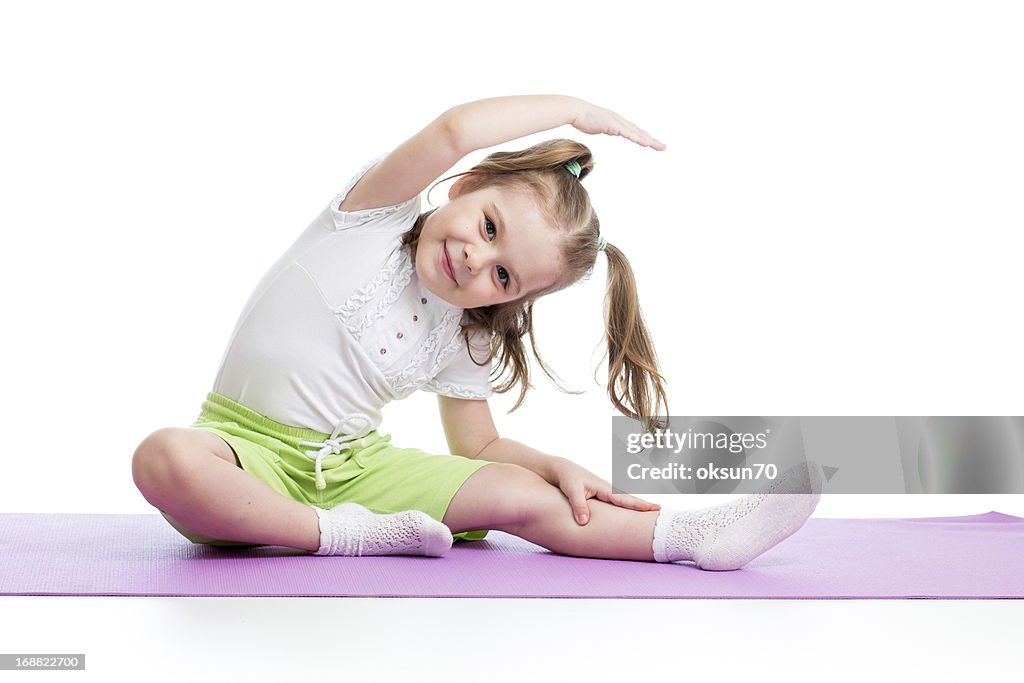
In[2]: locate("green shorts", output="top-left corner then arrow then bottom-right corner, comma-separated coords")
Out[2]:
159,392 -> 494,547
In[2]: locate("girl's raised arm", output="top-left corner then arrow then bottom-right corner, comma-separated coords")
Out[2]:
337,111 -> 463,212
339,95 -> 664,212
450,95 -> 665,153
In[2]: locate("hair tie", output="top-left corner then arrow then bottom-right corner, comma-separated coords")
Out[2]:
564,160 -> 582,179
597,235 -> 607,252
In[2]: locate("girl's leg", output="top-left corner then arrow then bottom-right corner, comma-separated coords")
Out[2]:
132,427 -> 322,551
444,461 -> 822,570
133,427 -> 453,556
443,463 -> 659,561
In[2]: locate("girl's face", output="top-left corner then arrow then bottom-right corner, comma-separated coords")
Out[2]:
415,182 -> 566,309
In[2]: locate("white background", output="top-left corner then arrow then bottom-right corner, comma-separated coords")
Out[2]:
1,1 -> 1021,681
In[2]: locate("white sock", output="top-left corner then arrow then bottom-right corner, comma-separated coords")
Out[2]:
651,461 -> 823,571
312,503 -> 453,557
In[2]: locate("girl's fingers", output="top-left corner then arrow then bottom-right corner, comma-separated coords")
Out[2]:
577,107 -> 665,150
593,487 -> 656,511
618,119 -> 666,150
565,486 -> 593,525
629,126 -> 665,150
624,496 -> 660,511
639,128 -> 667,150
591,483 -> 662,514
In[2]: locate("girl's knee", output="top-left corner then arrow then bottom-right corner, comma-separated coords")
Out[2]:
131,428 -> 212,499
478,462 -> 565,532
132,428 -> 178,495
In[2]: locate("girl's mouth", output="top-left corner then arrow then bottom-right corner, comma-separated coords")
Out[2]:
442,241 -> 457,285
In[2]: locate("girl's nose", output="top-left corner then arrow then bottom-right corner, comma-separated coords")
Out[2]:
463,242 -> 489,274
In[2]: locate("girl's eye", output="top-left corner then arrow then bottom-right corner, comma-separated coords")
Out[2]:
483,219 -> 507,288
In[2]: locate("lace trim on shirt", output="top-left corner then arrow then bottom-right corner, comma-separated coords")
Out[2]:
384,308 -> 464,393
332,201 -> 409,221
424,330 -> 494,399
427,327 -> 468,379
331,248 -> 406,336
348,255 -> 413,338
324,237 -> 477,396
423,379 -> 493,400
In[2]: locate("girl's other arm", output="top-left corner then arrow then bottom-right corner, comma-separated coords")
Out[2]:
438,395 -> 660,525
437,395 -> 558,481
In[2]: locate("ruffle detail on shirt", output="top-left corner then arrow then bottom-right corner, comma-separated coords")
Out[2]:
384,308 -> 464,394
325,242 -> 483,398
331,248 -> 408,335
422,379 -> 493,400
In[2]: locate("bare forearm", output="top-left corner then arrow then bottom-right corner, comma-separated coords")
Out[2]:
445,95 -> 585,154
475,437 -> 561,483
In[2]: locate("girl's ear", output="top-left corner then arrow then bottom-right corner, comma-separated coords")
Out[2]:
449,174 -> 478,200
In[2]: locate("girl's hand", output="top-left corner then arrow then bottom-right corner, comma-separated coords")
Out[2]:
548,456 -> 661,525
571,103 -> 667,150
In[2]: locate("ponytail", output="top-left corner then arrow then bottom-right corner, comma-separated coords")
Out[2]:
602,243 -> 669,432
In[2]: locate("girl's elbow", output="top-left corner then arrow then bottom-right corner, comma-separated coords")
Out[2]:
439,106 -> 470,156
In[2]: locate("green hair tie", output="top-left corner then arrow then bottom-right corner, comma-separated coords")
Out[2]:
564,160 -> 582,179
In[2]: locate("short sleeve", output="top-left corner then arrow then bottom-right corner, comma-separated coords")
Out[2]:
328,155 -> 422,232
422,328 -> 494,400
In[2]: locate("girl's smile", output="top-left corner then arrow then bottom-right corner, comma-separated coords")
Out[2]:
441,240 -> 457,284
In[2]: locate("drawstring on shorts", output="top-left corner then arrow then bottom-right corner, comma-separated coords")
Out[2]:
298,413 -> 375,490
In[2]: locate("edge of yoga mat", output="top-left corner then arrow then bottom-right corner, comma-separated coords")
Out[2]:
1,511 -> 1022,599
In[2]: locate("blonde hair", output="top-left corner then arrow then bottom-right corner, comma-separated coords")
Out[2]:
402,139 -> 668,431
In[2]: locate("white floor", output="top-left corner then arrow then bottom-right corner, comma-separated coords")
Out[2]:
2,596 -> 1021,682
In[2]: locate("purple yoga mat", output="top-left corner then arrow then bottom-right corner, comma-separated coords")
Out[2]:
1,511 -> 1021,598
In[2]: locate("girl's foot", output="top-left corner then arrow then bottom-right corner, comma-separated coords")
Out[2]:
313,503 -> 453,557
652,461 -> 823,570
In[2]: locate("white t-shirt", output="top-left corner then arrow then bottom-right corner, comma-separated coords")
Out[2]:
211,156 -> 494,435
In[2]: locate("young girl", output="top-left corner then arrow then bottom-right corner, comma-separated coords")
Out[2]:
131,95 -> 821,571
